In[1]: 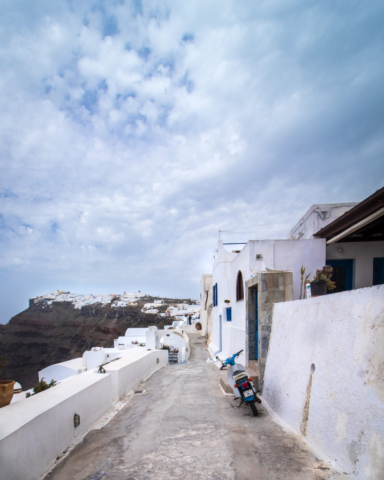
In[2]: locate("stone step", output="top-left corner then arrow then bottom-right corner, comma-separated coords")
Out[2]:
247,361 -> 260,390
248,360 -> 259,377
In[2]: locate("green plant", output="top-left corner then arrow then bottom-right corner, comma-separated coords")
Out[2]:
0,356 -> 7,379
160,344 -> 170,351
312,266 -> 336,292
224,299 -> 230,304
300,266 -> 311,300
32,377 -> 57,395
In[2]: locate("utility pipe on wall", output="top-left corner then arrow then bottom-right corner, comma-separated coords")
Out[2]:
271,241 -> 275,269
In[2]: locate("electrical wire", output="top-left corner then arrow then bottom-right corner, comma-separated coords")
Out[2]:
219,219 -> 297,233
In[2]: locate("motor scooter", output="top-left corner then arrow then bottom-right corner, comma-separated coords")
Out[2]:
215,349 -> 261,416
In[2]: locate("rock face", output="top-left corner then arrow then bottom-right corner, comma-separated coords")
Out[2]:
0,295 -> 190,390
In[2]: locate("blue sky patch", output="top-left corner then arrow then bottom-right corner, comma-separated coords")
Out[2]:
182,33 -> 194,43
81,89 -> 99,114
103,15 -> 119,37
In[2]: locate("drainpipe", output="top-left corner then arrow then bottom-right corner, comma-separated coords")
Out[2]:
271,241 -> 275,269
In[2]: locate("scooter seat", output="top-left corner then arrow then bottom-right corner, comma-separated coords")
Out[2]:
232,371 -> 249,383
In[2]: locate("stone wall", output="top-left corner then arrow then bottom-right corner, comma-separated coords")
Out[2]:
246,271 -> 293,387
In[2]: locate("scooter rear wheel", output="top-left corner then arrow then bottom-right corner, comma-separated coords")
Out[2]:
250,401 -> 258,417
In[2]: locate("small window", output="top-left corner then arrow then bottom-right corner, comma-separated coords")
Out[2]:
213,283 -> 218,306
226,307 -> 232,321
236,271 -> 244,301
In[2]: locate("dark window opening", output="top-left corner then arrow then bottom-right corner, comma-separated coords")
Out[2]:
373,258 -> 384,286
236,271 -> 244,301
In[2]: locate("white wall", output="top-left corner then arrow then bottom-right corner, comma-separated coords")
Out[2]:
124,327 -> 148,339
288,203 -> 358,239
0,373 -> 112,480
103,350 -> 168,403
83,348 -> 107,369
200,274 -> 213,337
211,242 -> 236,355
274,239 -> 326,300
0,349 -> 168,480
210,238 -> 326,361
327,241 -> 384,289
263,285 -> 384,480
39,358 -> 86,383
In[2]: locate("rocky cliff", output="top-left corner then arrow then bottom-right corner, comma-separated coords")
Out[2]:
0,293 -> 193,390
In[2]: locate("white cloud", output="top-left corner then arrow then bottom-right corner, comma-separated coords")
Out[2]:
0,0 -> 383,322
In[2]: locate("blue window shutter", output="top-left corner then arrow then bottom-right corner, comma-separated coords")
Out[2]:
226,307 -> 232,321
373,258 -> 384,285
215,283 -> 218,306
213,283 -> 218,307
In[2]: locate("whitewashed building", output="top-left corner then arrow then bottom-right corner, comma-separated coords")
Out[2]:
206,187 -> 384,367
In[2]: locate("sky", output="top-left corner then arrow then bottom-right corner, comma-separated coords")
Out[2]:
1,0 -> 383,323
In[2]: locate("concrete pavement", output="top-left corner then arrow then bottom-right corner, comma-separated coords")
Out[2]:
45,333 -> 340,480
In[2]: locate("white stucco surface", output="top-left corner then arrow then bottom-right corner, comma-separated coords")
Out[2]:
263,285 -> 384,479
288,203 -> 358,239
0,372 -> 112,480
210,239 -> 325,362
0,349 -> 169,480
200,274 -> 213,337
123,327 -> 148,340
83,348 -> 107,369
103,349 -> 168,403
39,358 -> 86,383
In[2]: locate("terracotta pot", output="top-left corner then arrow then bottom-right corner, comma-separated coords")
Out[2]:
310,281 -> 327,297
0,380 -> 15,408
195,322 -> 202,331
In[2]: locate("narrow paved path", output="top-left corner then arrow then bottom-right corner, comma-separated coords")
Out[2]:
46,334 -> 337,480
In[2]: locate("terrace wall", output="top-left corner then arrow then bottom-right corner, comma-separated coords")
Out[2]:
0,349 -> 168,480
263,285 -> 384,479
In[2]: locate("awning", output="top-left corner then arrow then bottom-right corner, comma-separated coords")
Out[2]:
315,187 -> 384,244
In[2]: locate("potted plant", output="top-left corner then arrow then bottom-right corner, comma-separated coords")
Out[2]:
310,266 -> 336,297
0,356 -> 15,408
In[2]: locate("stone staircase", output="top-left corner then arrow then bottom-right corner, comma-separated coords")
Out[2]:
168,351 -> 179,364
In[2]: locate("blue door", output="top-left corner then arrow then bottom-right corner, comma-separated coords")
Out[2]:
254,288 -> 258,360
326,259 -> 354,292
373,258 -> 384,285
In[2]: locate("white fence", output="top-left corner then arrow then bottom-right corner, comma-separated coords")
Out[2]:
0,349 -> 168,480
263,285 -> 384,480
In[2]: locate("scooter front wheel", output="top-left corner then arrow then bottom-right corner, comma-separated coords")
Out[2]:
250,401 -> 258,417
